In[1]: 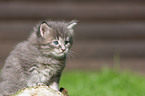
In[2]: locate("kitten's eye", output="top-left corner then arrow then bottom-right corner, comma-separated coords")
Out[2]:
65,41 -> 69,45
53,41 -> 59,45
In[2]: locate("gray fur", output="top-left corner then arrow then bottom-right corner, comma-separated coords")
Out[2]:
0,20 -> 77,96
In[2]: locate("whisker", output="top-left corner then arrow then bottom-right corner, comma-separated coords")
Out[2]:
68,52 -> 73,57
66,50 -> 78,65
69,50 -> 78,55
67,53 -> 72,65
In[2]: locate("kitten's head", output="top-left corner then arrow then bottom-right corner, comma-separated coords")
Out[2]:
35,20 -> 77,58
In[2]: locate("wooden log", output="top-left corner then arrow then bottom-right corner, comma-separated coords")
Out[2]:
0,21 -> 145,40
76,22 -> 145,40
0,2 -> 144,21
72,41 -> 145,59
0,41 -> 145,60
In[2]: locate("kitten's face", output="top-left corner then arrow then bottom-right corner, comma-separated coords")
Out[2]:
50,37 -> 72,57
37,21 -> 77,58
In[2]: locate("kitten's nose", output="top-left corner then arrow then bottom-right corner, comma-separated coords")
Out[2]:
61,48 -> 65,52
61,46 -> 66,52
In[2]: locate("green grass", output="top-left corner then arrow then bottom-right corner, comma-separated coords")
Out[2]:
60,68 -> 145,96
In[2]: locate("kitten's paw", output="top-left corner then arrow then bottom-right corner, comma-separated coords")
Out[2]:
36,82 -> 46,86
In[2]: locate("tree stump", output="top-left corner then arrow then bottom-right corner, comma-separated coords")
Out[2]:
11,85 -> 65,96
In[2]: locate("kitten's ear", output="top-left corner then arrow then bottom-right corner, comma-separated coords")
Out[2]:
67,20 -> 78,29
39,21 -> 52,37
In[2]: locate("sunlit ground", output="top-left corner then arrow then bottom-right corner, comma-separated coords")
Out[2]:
60,68 -> 145,96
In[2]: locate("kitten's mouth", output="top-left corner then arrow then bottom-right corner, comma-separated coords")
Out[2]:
51,48 -> 69,57
52,52 -> 65,57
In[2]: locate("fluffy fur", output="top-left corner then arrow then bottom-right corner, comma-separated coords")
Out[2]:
0,20 -> 77,96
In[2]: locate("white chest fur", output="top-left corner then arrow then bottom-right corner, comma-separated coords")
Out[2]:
26,56 -> 63,87
27,67 -> 51,87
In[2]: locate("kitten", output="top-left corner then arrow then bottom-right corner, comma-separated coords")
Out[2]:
0,20 -> 77,96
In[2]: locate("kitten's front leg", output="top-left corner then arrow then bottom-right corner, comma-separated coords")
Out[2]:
49,82 -> 59,91
49,74 -> 61,91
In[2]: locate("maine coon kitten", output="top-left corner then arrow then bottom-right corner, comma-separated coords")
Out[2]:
0,20 -> 77,96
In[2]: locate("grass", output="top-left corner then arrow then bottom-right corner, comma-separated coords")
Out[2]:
59,68 -> 145,96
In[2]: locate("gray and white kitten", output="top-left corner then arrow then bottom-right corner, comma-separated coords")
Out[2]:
0,20 -> 77,96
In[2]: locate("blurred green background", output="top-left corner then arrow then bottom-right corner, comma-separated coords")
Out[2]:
60,68 -> 145,96
0,0 -> 145,96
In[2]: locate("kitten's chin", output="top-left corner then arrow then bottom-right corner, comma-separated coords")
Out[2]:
51,52 -> 66,58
